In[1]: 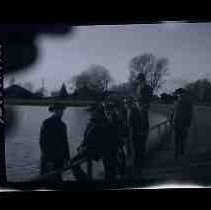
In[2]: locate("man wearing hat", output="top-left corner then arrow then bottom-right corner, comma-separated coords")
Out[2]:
74,100 -> 120,182
39,103 -> 70,181
136,73 -> 152,115
133,73 -> 152,169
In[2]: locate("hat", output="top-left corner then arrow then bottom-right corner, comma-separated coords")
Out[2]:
48,103 -> 66,112
137,73 -> 146,81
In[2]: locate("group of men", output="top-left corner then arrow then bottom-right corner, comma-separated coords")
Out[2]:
39,73 -> 193,182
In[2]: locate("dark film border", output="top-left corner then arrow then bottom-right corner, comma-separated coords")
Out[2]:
2,16 -> 211,191
0,40 -> 6,185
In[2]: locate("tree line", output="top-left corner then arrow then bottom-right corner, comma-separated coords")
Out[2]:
70,53 -> 169,100
7,53 -> 169,100
185,78 -> 211,104
9,52 -> 211,105
156,78 -> 211,105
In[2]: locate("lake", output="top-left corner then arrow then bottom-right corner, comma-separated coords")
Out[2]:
5,105 -> 166,182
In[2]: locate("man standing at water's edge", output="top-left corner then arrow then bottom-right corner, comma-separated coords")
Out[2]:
39,103 -> 70,181
172,88 -> 193,159
133,73 -> 152,172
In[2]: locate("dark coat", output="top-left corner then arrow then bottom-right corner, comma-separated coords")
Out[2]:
128,105 -> 143,134
136,84 -> 152,110
81,112 -> 119,157
39,115 -> 70,163
173,94 -> 193,129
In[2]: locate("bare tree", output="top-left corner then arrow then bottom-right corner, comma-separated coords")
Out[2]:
110,82 -> 132,96
129,53 -> 169,92
71,64 -> 113,95
185,78 -> 211,102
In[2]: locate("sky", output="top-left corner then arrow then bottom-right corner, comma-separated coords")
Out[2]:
5,22 -> 211,94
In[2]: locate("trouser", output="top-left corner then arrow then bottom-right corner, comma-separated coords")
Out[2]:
71,148 -> 118,183
133,133 -> 147,169
102,150 -> 118,183
174,126 -> 189,159
68,149 -> 97,181
40,156 -> 63,181
142,110 -> 149,138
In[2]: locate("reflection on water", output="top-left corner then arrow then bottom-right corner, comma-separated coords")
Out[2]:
5,105 -> 166,182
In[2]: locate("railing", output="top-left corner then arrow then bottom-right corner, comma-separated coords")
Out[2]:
150,120 -> 170,131
150,119 -> 171,137
31,119 -> 172,183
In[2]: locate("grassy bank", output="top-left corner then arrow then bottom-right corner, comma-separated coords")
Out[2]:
5,98 -> 94,107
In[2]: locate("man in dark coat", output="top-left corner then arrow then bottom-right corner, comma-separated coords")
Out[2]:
71,102 -> 120,182
39,103 -> 70,181
132,73 -> 152,170
128,99 -> 144,170
103,101 -> 122,182
135,73 -> 152,139
172,88 -> 193,159
115,98 -> 129,143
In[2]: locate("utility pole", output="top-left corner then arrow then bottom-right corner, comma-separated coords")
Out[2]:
42,78 -> 45,90
41,78 -> 45,97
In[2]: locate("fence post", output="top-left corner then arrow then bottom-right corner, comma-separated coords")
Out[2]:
157,125 -> 161,137
87,158 -> 93,181
164,121 -> 168,132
